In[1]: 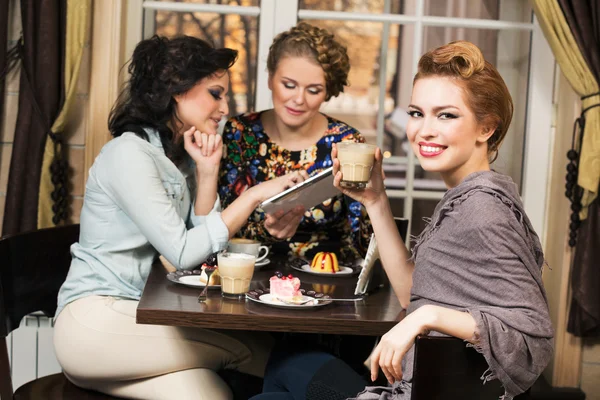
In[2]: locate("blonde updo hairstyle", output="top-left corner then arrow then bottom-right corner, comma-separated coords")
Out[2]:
414,41 -> 513,162
267,22 -> 350,101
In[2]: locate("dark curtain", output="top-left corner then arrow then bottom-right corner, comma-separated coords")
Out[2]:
568,187 -> 600,336
2,0 -> 65,236
0,0 -> 8,129
559,0 -> 600,337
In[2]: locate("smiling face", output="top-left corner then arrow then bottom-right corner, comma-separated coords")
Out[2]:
173,71 -> 230,135
268,56 -> 327,129
406,76 -> 494,187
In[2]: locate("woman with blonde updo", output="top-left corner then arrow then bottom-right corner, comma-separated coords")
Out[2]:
219,22 -> 371,263
250,41 -> 553,400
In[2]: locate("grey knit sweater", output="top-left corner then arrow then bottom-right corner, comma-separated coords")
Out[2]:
351,171 -> 554,400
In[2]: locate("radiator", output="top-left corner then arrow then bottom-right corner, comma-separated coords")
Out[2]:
5,312 -> 62,390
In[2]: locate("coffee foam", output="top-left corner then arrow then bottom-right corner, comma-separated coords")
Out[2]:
337,142 -> 376,154
221,252 -> 255,260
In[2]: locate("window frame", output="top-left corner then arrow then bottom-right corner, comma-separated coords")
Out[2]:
129,0 -> 555,245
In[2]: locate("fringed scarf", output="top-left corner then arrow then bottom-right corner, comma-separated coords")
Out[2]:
351,171 -> 553,400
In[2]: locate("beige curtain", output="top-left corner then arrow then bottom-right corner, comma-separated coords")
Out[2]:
532,0 -> 600,219
37,0 -> 92,228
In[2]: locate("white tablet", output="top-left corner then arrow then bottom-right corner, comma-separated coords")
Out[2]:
259,167 -> 341,214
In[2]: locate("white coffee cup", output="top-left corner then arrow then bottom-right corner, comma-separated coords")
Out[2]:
227,238 -> 269,262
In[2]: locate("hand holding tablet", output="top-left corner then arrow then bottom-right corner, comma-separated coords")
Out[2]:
259,167 -> 341,214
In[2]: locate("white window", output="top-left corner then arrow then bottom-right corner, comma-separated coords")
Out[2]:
129,0 -> 554,242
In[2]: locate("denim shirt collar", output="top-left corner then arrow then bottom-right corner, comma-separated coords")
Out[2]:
142,127 -> 164,150
141,127 -> 195,179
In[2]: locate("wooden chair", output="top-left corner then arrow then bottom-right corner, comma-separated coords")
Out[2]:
411,335 -> 531,400
0,224 -> 121,400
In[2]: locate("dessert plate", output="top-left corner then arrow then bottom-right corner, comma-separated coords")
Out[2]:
291,264 -> 357,276
166,270 -> 220,289
245,288 -> 332,309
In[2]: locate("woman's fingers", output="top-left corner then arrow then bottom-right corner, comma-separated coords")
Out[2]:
201,133 -> 210,156
298,170 -> 309,180
264,207 -> 305,239
191,130 -> 202,154
289,170 -> 307,184
391,350 -> 403,382
380,347 -> 395,384
279,207 -> 305,226
183,126 -> 197,149
333,168 -> 343,188
370,344 -> 382,382
213,133 -> 222,153
206,134 -> 216,156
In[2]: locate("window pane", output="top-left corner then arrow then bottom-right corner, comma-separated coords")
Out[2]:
388,197 -> 405,220
383,165 -> 447,192
152,10 -> 259,115
382,23 -> 415,159
301,19 -> 382,147
155,0 -> 260,7
299,0 -> 408,14
301,19 -> 414,156
424,0 -> 532,23
421,26 -> 531,190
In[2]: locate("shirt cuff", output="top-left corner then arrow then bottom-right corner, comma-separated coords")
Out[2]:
189,195 -> 222,228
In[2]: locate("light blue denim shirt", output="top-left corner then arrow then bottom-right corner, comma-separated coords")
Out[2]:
56,129 -> 230,317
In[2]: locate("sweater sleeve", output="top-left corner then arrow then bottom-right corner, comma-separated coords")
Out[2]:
429,193 -> 553,398
96,139 -> 229,270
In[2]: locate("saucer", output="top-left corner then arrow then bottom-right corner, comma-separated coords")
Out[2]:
165,270 -> 220,289
255,258 -> 271,269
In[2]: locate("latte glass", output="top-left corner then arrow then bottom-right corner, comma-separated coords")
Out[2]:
336,142 -> 376,189
217,252 -> 256,299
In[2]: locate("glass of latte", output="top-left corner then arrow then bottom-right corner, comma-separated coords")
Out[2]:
217,252 -> 256,299
336,142 -> 377,189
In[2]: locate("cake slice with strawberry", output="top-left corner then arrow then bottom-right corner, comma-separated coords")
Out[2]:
269,272 -> 301,300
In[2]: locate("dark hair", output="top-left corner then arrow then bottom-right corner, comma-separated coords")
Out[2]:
414,41 -> 513,163
108,35 -> 237,163
267,22 -> 350,101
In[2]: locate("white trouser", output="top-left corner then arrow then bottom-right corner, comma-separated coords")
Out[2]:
54,295 -> 272,400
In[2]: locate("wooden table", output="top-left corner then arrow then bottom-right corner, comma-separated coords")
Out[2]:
137,257 -> 405,336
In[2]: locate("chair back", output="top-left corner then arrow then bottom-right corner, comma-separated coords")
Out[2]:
0,224 -> 79,399
411,335 -> 504,400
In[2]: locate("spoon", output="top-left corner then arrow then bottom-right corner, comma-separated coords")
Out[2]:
197,267 -> 216,302
278,296 -> 364,305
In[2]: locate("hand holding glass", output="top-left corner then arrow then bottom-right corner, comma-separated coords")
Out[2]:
336,142 -> 377,189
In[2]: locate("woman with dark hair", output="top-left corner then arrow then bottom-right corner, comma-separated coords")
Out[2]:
53,35 -> 305,400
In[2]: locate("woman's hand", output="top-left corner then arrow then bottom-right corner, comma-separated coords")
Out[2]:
370,307 -> 432,384
264,206 -> 306,239
252,170 -> 309,202
251,170 -> 309,239
183,126 -> 222,176
332,143 -> 387,208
